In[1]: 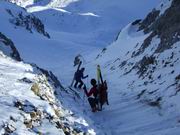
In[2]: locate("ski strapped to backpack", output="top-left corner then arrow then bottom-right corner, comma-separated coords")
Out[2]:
97,65 -> 109,110
70,61 -> 82,87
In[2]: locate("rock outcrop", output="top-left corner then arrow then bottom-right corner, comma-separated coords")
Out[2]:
0,32 -> 21,61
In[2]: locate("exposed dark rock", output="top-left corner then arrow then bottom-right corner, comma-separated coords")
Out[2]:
33,64 -> 63,89
96,47 -> 107,59
0,32 -> 21,61
102,47 -> 107,53
6,9 -> 14,17
114,30 -> 121,41
14,100 -> 36,113
2,120 -> 16,134
137,89 -> 146,99
125,51 -> 130,56
148,97 -> 162,108
170,52 -> 174,59
144,81 -> 148,86
7,9 -> 50,38
19,77 -> 33,83
110,66 -> 115,71
176,85 -> 180,93
138,9 -> 160,33
148,75 -> 152,80
119,60 -> 127,68
132,32 -> 156,57
134,0 -> 180,56
113,58 -> 120,63
157,75 -> 161,79
175,74 -> 180,81
170,64 -> 174,67
148,89 -> 159,95
166,83 -> 177,90
135,56 -> 156,77
132,19 -> 142,26
154,0 -> 180,53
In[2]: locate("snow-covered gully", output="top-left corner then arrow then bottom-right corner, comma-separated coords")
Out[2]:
64,75 -> 180,135
0,0 -> 180,134
87,84 -> 180,135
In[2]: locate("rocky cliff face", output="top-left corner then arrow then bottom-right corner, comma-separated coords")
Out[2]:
136,0 -> 180,55
0,32 -> 21,61
6,8 -> 50,38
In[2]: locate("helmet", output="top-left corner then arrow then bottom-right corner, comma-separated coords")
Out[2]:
91,79 -> 96,85
81,68 -> 85,71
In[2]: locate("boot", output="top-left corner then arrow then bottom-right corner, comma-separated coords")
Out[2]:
92,107 -> 97,112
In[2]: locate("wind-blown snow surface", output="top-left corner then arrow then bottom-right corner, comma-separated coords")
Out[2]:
81,0 -> 180,133
84,23 -> 180,134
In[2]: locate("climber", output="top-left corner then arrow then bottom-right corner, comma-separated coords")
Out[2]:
83,79 -> 100,112
74,67 -> 88,89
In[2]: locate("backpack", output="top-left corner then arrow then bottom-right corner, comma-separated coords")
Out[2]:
74,70 -> 82,80
99,81 -> 108,106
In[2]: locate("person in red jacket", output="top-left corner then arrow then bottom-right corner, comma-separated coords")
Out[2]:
83,79 -> 99,112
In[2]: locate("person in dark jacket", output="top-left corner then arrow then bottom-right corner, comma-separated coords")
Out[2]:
83,79 -> 99,112
74,67 -> 88,89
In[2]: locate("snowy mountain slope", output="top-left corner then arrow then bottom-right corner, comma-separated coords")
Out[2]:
80,0 -> 180,134
0,2 -> 50,38
0,55 -> 63,135
1,0 -> 180,135
25,0 -> 160,46
0,6 -> 102,132
3,0 -> 160,85
94,0 -> 180,106
0,1 -> 100,85
0,33 -> 99,134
